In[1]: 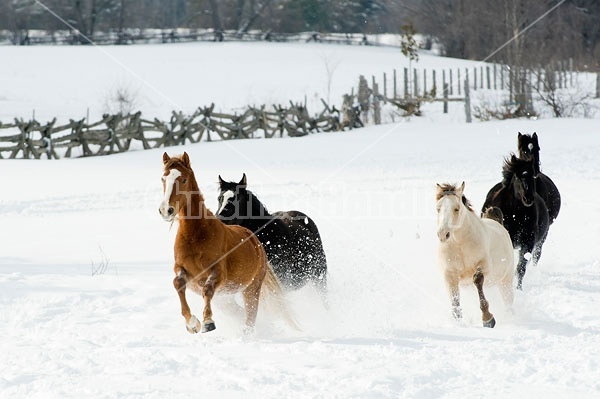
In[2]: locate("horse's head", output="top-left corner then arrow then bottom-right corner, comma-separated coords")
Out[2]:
517,132 -> 541,175
503,154 -> 536,207
159,152 -> 196,222
216,174 -> 248,224
436,181 -> 471,243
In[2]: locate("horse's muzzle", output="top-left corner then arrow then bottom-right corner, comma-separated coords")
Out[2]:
438,230 -> 451,242
159,203 -> 176,221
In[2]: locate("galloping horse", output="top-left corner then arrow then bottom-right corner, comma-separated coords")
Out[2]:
517,132 -> 561,224
436,182 -> 514,328
159,152 -> 288,334
482,155 -> 550,290
216,174 -> 327,296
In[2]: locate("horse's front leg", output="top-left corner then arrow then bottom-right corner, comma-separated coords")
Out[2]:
173,267 -> 202,334
473,268 -> 495,328
516,240 -> 534,290
200,272 -> 218,333
445,272 -> 462,320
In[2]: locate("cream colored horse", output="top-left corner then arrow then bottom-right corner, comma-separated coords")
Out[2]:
436,182 -> 514,328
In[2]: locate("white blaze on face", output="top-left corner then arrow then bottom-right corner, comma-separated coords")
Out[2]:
217,190 -> 235,214
159,168 -> 181,218
528,143 -> 534,150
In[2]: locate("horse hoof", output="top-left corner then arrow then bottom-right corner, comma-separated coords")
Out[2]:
186,315 -> 202,334
201,320 -> 216,333
483,317 -> 496,328
452,307 -> 463,320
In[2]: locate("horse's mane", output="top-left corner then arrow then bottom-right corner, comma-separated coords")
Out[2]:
436,183 -> 474,212
246,189 -> 271,216
502,154 -> 532,184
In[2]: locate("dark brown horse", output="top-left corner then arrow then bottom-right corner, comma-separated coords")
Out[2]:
159,152 -> 289,334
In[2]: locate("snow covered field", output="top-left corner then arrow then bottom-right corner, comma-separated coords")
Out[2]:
1,42 -> 600,398
1,41 -> 487,123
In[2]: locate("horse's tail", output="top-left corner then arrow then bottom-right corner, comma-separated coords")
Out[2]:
261,263 -> 301,331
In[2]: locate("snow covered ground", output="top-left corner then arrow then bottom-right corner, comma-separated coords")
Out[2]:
0,41 -> 494,123
1,42 -> 600,398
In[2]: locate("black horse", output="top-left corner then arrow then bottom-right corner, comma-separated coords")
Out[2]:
216,174 -> 328,297
517,132 -> 561,224
482,155 -> 550,290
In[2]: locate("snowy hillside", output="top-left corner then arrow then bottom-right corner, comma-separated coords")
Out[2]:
1,42 -> 599,398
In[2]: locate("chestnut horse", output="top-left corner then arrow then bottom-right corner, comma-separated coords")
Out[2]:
436,182 -> 514,328
159,152 -> 289,334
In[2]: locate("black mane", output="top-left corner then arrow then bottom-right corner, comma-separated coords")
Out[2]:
502,154 -> 533,185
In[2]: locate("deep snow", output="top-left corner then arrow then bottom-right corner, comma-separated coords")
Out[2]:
1,42 -> 599,398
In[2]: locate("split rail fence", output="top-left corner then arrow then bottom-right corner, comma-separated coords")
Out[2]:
0,102 -> 349,159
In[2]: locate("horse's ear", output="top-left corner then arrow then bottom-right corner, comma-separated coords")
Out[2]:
240,173 -> 247,186
518,132 -> 522,138
458,181 -> 465,195
436,183 -> 443,191
532,132 -> 539,144
218,175 -> 225,187
182,152 -> 191,167
162,152 -> 170,165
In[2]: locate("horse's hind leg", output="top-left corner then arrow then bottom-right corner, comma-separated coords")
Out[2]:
241,274 -> 262,334
173,267 -> 202,334
531,244 -> 542,267
473,269 -> 495,328
312,270 -> 328,308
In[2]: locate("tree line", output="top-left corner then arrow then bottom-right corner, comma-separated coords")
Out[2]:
1,0 -> 598,69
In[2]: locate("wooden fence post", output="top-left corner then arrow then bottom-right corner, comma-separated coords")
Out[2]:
464,75 -> 472,123
393,69 -> 397,99
432,70 -> 437,96
473,67 -> 477,91
486,66 -> 491,89
442,70 -> 447,96
443,83 -> 449,114
480,66 -> 484,89
423,68 -> 427,95
404,68 -> 408,98
449,69 -> 454,95
413,68 -> 418,97
383,72 -> 387,98
596,73 -> 600,98
358,75 -> 370,124
372,76 -> 381,125
457,68 -> 461,96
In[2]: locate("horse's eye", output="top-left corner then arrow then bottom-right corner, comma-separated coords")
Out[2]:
181,178 -> 187,184
454,208 -> 459,212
